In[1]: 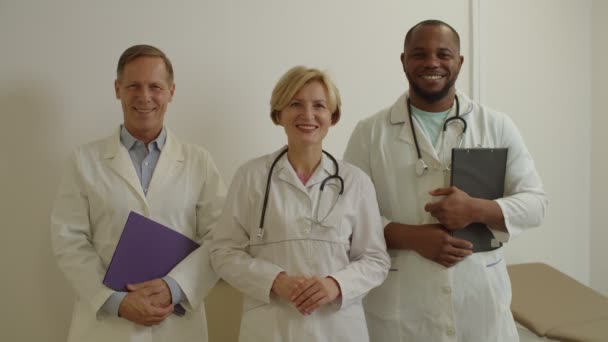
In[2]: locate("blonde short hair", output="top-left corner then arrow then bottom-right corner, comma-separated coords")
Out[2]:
270,66 -> 341,125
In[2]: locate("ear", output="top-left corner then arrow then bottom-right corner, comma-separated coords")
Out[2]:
331,112 -> 339,126
114,80 -> 120,99
400,52 -> 407,72
168,82 -> 176,102
455,55 -> 464,75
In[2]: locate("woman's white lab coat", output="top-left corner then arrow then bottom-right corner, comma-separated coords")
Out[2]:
210,149 -> 390,342
344,91 -> 548,342
51,129 -> 226,342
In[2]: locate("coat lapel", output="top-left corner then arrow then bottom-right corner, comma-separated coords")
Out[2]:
276,154 -> 307,194
391,92 -> 440,162
103,128 -> 147,206
305,153 -> 334,188
146,130 -> 184,201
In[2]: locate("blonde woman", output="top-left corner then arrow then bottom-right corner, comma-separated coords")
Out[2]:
210,66 -> 389,342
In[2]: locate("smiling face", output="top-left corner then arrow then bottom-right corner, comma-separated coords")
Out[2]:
401,24 -> 463,111
277,80 -> 334,149
115,56 -> 175,143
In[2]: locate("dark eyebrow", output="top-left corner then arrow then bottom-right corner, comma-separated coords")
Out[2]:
437,48 -> 454,54
407,47 -> 426,53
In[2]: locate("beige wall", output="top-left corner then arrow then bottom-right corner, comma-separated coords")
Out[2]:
0,1 -> 470,341
0,1 -> 602,341
478,0 -> 593,284
591,0 -> 608,296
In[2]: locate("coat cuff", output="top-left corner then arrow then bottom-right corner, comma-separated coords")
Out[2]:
163,276 -> 184,305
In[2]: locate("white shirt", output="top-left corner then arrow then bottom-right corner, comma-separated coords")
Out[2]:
210,148 -> 390,342
344,91 -> 548,342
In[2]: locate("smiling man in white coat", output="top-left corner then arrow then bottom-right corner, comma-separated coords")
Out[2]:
344,20 -> 548,341
51,45 -> 226,342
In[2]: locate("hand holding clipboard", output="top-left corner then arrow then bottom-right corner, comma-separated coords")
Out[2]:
448,148 -> 507,253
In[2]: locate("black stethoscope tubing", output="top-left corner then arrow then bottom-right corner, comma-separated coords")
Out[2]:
407,95 -> 467,162
258,148 -> 344,232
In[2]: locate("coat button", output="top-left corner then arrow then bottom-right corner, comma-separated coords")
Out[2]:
442,286 -> 452,294
446,327 -> 456,336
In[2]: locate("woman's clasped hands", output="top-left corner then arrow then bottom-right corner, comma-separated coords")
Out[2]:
271,272 -> 341,315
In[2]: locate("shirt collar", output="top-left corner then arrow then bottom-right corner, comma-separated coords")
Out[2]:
390,89 -> 473,124
120,125 -> 167,151
272,146 -> 337,188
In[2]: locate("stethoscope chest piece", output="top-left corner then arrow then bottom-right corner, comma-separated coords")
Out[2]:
415,158 -> 428,176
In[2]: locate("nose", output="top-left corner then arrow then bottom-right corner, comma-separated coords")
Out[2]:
136,86 -> 152,102
423,55 -> 441,68
302,104 -> 315,117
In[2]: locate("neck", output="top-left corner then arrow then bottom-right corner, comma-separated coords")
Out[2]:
286,145 -> 322,177
125,125 -> 162,146
408,88 -> 456,112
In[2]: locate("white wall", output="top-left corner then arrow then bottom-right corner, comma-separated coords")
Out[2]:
591,0 -> 608,296
478,0 -> 592,284
0,1 -> 601,341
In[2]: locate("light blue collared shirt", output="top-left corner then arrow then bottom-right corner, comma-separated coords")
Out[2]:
120,125 -> 166,194
411,105 -> 450,147
101,126 -> 184,316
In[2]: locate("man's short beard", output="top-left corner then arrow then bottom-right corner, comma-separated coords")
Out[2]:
408,76 -> 457,103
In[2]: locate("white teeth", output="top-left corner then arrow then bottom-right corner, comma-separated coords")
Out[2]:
297,124 -> 317,130
421,75 -> 443,80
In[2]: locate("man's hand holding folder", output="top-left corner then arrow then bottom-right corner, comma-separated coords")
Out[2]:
118,279 -> 174,326
424,186 -> 479,230
424,148 -> 509,253
104,211 -> 200,324
409,223 -> 473,268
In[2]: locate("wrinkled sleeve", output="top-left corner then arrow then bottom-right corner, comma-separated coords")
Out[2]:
328,172 -> 390,309
491,115 -> 548,241
50,152 -> 114,315
168,150 -> 227,310
209,166 -> 283,303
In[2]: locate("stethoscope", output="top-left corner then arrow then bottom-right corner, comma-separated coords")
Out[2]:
407,95 -> 467,176
257,147 -> 344,239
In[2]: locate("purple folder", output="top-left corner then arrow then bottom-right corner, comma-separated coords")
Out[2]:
103,211 -> 200,291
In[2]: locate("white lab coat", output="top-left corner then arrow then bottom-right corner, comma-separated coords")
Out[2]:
51,128 -> 226,342
210,148 -> 390,342
344,91 -> 548,342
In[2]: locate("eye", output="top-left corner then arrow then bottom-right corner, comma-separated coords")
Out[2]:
409,51 -> 425,59
437,49 -> 454,59
314,103 -> 326,109
289,101 -> 301,108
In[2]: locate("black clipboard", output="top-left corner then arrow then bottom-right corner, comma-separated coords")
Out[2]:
450,148 -> 508,253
